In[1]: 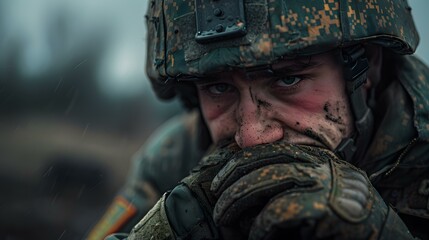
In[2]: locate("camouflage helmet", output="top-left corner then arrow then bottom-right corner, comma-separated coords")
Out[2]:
145,0 -> 419,100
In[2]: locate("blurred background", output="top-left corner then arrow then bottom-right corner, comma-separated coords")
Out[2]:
0,1 -> 428,239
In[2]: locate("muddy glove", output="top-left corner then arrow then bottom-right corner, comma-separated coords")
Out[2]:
210,142 -> 415,240
125,142 -> 240,240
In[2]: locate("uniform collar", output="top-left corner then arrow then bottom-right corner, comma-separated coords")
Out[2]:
398,55 -> 429,141
360,55 -> 429,175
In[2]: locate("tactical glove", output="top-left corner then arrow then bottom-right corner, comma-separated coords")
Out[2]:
210,142 -> 415,240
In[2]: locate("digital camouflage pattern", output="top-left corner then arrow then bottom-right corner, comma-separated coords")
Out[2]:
146,0 -> 419,99
129,141 -> 414,239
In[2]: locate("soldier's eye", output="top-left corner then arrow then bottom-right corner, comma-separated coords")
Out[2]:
207,83 -> 233,94
275,76 -> 302,87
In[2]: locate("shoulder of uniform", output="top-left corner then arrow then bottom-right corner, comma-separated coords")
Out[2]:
134,110 -> 201,161
127,110 -> 204,192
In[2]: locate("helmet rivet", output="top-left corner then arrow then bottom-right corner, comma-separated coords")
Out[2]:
215,24 -> 224,32
214,8 -> 223,17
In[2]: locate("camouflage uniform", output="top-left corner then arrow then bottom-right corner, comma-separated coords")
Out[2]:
87,111 -> 206,239
361,54 -> 429,238
116,54 -> 429,240
89,0 -> 429,239
90,56 -> 429,240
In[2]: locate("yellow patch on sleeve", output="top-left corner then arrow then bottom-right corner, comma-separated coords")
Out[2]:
87,196 -> 137,240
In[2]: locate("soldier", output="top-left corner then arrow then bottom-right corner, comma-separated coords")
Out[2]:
89,0 -> 429,239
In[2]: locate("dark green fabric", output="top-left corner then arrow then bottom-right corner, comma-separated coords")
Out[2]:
124,111 -> 204,227
129,111 -> 204,195
358,55 -> 429,239
362,55 -> 429,173
90,112 -> 205,237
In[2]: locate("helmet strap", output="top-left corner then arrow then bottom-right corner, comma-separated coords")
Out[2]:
335,45 -> 374,164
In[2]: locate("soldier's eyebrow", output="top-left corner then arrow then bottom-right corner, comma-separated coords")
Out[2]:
245,59 -> 322,80
272,57 -> 322,74
194,75 -> 227,85
194,57 -> 324,84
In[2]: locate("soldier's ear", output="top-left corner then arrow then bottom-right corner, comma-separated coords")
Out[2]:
365,45 -> 383,89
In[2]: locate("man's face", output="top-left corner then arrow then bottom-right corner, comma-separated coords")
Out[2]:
196,53 -> 354,150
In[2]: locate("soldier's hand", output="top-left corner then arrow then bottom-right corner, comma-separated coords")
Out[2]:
210,142 -> 414,240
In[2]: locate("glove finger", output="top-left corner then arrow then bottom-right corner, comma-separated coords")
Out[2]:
249,191 -> 329,240
211,143 -> 324,197
213,162 -> 329,225
250,158 -> 381,240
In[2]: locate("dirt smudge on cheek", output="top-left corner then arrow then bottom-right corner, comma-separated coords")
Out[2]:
257,99 -> 272,109
303,128 -> 324,144
323,101 -> 345,124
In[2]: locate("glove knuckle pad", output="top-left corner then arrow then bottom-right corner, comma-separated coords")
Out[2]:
329,160 -> 373,223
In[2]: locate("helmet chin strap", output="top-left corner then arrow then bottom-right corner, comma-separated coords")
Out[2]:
335,45 -> 374,164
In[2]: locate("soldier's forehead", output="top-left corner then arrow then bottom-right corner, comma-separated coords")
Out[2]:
271,53 -> 333,71
196,56 -> 331,84
248,53 -> 333,73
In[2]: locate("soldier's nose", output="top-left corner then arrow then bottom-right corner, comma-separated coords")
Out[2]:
234,101 -> 283,148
